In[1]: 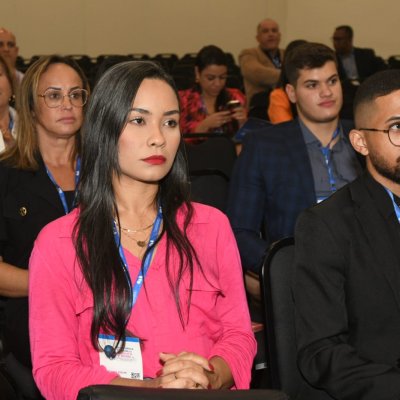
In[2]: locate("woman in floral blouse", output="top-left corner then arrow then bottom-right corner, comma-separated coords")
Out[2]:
179,46 -> 247,141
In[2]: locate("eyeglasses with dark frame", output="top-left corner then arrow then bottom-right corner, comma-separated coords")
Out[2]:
37,88 -> 88,108
358,123 -> 400,147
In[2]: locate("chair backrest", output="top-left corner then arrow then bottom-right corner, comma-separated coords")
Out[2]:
183,134 -> 237,211
260,238 -> 301,395
126,53 -> 151,61
78,385 -> 289,400
0,365 -> 18,400
388,55 -> 400,69
260,238 -> 337,400
248,90 -> 272,121
152,53 -> 179,72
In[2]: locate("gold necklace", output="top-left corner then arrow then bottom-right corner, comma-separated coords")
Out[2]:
114,220 -> 154,234
115,220 -> 154,248
120,229 -> 149,248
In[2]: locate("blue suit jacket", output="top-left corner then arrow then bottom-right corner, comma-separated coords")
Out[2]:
226,119 -> 355,272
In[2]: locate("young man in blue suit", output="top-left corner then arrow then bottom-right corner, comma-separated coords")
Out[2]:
227,42 -> 362,274
294,69 -> 400,400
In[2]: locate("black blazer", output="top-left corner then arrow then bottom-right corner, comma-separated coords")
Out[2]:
294,172 -> 400,400
0,159 -> 68,367
337,47 -> 387,82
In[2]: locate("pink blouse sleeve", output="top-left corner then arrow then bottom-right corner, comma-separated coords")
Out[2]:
29,224 -> 118,400
206,209 -> 257,388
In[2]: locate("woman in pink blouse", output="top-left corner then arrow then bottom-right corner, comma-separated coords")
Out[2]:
179,45 -> 247,140
29,61 -> 256,400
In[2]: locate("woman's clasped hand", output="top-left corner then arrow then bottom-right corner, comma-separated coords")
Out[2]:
155,352 -> 215,389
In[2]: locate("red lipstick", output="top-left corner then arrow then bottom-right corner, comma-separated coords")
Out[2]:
142,155 -> 166,165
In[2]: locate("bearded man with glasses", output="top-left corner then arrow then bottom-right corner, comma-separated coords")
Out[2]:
293,69 -> 400,400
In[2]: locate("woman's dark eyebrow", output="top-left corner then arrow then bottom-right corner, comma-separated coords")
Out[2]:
164,110 -> 180,116
129,108 -> 179,116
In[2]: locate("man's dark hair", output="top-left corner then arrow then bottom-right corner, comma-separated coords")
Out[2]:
284,42 -> 337,85
354,69 -> 400,123
335,25 -> 353,39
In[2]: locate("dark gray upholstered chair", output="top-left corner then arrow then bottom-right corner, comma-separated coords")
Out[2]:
183,134 -> 237,212
0,365 -> 18,400
260,238 -> 332,399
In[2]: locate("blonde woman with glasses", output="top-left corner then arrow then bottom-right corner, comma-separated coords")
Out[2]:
0,55 -> 89,399
0,55 -> 17,151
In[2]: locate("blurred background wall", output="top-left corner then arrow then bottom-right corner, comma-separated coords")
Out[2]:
0,0 -> 396,60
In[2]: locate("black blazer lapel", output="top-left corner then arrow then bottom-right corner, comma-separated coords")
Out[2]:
351,177 -> 400,311
25,163 -> 65,215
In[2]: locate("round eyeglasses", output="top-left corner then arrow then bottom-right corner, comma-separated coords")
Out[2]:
359,123 -> 400,147
37,88 -> 88,108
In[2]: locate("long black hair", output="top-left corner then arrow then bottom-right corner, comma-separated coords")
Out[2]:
74,61 -> 199,352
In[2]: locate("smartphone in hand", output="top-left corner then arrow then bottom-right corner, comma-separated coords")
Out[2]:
226,100 -> 241,112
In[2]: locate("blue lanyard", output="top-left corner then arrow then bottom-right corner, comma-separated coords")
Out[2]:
8,112 -> 14,132
384,188 -> 400,223
45,157 -> 81,214
320,127 -> 340,193
112,205 -> 163,311
271,54 -> 281,69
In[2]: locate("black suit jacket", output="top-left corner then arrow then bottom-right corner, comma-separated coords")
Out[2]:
337,47 -> 387,82
0,159 -> 68,367
294,172 -> 400,400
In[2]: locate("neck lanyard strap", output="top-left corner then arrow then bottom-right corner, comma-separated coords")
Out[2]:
8,112 -> 14,132
45,157 -> 81,215
113,205 -> 163,311
271,54 -> 281,68
319,127 -> 340,192
384,188 -> 400,223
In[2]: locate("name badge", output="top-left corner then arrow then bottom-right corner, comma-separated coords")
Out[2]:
98,334 -> 143,380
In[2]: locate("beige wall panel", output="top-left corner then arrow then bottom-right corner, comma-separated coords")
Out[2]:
283,0 -> 397,58
1,0 -> 397,60
0,0 -> 269,60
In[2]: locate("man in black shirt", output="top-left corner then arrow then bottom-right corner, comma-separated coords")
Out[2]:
294,69 -> 400,399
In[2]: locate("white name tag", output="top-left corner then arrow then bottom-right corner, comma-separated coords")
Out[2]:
98,334 -> 143,380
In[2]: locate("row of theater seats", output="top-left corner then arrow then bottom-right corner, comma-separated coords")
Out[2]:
16,52 -> 244,91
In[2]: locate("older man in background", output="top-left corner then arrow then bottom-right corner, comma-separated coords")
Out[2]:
239,18 -> 284,105
332,25 -> 386,84
0,27 -> 24,84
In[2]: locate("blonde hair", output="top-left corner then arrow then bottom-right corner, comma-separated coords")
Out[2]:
0,55 -> 15,100
0,55 -> 89,170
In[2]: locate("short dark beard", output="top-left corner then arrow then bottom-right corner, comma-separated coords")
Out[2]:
369,151 -> 400,184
